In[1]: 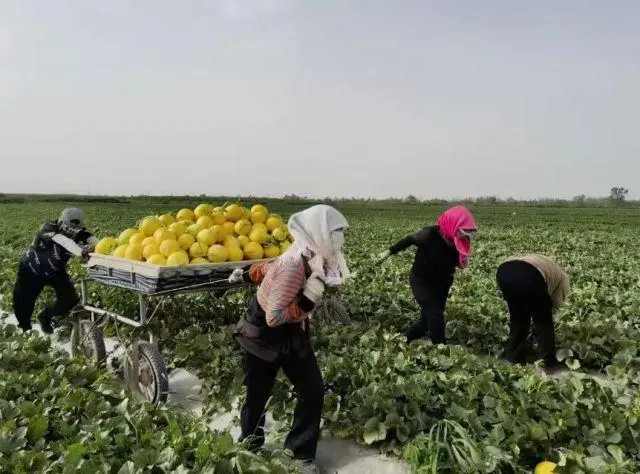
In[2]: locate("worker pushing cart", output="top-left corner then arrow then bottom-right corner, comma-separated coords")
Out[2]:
46,204 -> 350,408
13,207 -> 97,333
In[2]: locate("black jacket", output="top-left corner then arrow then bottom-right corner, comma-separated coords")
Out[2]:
389,225 -> 458,293
22,221 -> 94,278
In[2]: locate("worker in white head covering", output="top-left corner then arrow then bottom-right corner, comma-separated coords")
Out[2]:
229,204 -> 349,466
285,204 -> 350,286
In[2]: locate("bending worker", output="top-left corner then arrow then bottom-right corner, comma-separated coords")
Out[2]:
13,208 -> 97,333
229,204 -> 350,465
377,206 -> 478,344
496,254 -> 569,372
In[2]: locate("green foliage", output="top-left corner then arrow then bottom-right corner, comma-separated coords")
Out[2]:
0,325 -> 296,473
1,199 -> 639,473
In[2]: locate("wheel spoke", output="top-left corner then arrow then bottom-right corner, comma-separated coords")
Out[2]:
72,320 -> 107,366
124,342 -> 167,406
127,355 -> 157,402
142,384 -> 154,402
82,344 -> 92,357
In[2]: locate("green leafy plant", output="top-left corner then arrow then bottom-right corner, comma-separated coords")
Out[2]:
1,200 -> 640,473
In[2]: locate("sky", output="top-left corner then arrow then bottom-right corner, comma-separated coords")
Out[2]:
1,0 -> 639,200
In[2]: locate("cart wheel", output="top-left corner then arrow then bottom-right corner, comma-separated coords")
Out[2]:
317,298 -> 351,324
124,341 -> 169,406
70,320 -> 107,367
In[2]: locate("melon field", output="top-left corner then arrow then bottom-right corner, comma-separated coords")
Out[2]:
0,198 -> 639,473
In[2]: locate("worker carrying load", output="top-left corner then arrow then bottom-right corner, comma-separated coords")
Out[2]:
376,206 -> 478,344
496,254 -> 569,373
13,208 -> 97,333
229,204 -> 350,465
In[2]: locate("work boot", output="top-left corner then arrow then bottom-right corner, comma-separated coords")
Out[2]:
18,322 -> 33,332
38,311 -> 55,334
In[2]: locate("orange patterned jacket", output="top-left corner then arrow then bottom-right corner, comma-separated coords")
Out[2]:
247,253 -> 313,327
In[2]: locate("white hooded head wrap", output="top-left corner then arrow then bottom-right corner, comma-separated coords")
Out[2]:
285,205 -> 350,285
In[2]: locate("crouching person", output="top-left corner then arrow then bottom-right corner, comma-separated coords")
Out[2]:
496,254 -> 570,373
229,204 -> 350,465
13,208 -> 97,333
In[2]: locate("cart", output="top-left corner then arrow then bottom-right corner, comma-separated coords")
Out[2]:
71,254 -> 350,406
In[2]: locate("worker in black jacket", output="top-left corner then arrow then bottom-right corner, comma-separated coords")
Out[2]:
13,208 -> 97,333
377,206 -> 477,344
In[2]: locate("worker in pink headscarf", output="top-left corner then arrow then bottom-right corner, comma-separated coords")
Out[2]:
377,206 -> 477,344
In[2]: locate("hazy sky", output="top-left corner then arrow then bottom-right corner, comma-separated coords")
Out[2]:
1,1 -> 639,199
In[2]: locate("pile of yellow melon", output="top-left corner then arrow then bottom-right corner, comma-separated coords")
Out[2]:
93,203 -> 293,266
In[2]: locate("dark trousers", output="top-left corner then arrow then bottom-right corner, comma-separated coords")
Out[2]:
406,277 -> 448,344
496,260 -> 556,366
239,349 -> 325,461
12,262 -> 79,332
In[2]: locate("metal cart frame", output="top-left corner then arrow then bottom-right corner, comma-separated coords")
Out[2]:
70,255 -> 350,406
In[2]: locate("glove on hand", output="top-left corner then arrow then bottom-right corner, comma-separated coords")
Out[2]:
228,268 -> 245,284
376,250 -> 391,264
303,272 -> 325,304
307,253 -> 325,276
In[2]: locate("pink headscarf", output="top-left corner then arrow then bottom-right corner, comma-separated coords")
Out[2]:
436,206 -> 477,269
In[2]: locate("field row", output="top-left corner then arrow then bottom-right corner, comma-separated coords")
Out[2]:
0,201 -> 639,472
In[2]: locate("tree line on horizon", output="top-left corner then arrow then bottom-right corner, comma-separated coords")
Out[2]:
0,187 -> 634,207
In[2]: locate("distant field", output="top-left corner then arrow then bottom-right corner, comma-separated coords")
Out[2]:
0,198 -> 639,472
